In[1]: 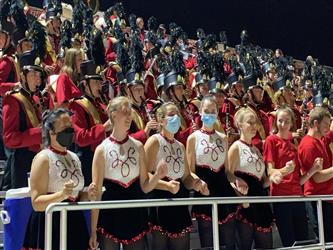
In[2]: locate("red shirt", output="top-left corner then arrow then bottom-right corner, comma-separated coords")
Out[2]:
56,73 -> 82,105
298,134 -> 333,195
263,134 -> 303,196
322,131 -> 333,166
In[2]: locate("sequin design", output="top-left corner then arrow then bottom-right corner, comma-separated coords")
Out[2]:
194,130 -> 226,172
154,134 -> 185,180
103,137 -> 140,188
235,140 -> 265,180
46,149 -> 84,198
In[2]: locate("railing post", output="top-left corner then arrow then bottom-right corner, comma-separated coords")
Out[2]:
60,209 -> 68,250
212,202 -> 220,250
45,209 -> 53,250
316,200 -> 326,249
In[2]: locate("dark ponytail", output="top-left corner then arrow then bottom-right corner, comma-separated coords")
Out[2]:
42,108 -> 73,147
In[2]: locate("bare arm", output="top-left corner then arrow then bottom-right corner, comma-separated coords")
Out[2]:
312,167 -> 333,183
90,145 -> 105,237
227,142 -> 248,196
139,142 -> 167,193
143,136 -> 175,192
186,134 -> 196,173
30,153 -> 70,212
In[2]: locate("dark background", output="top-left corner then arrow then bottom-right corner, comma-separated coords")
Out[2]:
30,0 -> 333,66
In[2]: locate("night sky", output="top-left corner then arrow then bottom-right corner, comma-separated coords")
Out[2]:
30,0 -> 333,66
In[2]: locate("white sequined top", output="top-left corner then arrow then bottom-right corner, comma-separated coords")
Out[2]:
193,130 -> 227,172
234,140 -> 265,180
154,134 -> 185,180
45,148 -> 84,199
102,136 -> 140,188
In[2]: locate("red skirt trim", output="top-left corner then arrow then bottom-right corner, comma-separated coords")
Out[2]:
196,164 -> 225,173
236,211 -> 275,233
150,224 -> 193,239
97,226 -> 150,245
192,205 -> 240,225
104,176 -> 139,188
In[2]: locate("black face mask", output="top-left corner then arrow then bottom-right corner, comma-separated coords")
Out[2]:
56,127 -> 74,148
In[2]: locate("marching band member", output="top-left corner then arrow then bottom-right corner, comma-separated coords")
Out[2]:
2,51 -> 43,190
69,60 -> 111,184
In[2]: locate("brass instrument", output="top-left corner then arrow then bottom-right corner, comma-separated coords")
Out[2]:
140,96 -> 155,121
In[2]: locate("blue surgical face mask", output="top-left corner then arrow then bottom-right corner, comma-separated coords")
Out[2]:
201,113 -> 217,128
166,115 -> 181,134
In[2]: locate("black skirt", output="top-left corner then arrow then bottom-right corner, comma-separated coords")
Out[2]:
235,172 -> 274,232
97,178 -> 150,244
22,208 -> 89,250
150,179 -> 192,238
192,166 -> 239,224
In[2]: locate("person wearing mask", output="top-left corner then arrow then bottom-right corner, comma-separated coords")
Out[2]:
145,101 -> 209,250
22,108 -> 90,250
187,96 -> 241,250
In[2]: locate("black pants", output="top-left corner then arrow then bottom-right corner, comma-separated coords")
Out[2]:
273,202 -> 309,247
197,218 -> 236,250
312,201 -> 333,243
2,148 -> 35,190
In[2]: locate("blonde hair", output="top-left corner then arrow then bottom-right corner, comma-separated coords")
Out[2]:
60,48 -> 82,83
234,107 -> 257,130
199,96 -> 218,113
271,106 -> 296,133
106,96 -> 130,124
156,102 -> 179,123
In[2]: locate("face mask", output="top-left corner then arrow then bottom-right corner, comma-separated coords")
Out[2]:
201,113 -> 217,128
56,127 -> 74,148
166,115 -> 181,134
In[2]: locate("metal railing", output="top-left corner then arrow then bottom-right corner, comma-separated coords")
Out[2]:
45,195 -> 333,250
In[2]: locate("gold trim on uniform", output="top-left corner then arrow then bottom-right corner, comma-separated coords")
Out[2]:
74,97 -> 102,124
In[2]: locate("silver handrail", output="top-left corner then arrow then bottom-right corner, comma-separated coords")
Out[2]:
45,195 -> 333,250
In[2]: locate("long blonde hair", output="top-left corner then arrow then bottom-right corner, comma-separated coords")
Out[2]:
60,48 -> 82,84
234,107 -> 257,130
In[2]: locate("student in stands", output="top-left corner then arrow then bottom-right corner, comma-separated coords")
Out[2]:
22,108 -> 89,249
298,106 -> 333,242
264,106 -> 321,246
145,102 -> 209,250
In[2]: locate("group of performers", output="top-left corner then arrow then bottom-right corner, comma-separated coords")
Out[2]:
1,0 -> 333,249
